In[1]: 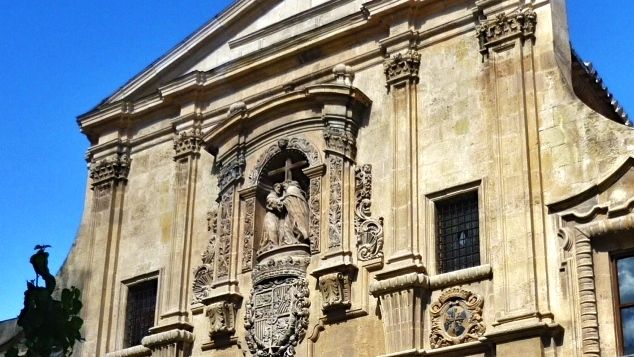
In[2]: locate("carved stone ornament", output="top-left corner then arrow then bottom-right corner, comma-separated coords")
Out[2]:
308,178 -> 321,254
383,50 -> 421,86
429,288 -> 485,349
192,209 -> 218,303
244,276 -> 310,357
318,272 -> 352,312
218,152 -> 246,192
207,301 -> 238,338
323,125 -> 356,159
216,188 -> 234,279
247,137 -> 320,185
354,164 -> 384,261
242,197 -> 256,271
173,127 -> 203,159
476,7 -> 537,55
89,154 -> 131,187
328,156 -> 344,249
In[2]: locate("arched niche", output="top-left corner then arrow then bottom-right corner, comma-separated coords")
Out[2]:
239,138 -> 325,272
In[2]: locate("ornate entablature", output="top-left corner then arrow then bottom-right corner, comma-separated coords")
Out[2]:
429,288 -> 486,348
89,153 -> 131,188
476,7 -> 537,55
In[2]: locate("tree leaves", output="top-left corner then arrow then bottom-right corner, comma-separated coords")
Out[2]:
6,247 -> 83,356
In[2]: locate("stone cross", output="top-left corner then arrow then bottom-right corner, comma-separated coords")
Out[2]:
267,157 -> 308,182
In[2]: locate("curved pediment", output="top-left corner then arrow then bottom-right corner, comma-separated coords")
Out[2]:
204,83 -> 371,160
548,156 -> 634,222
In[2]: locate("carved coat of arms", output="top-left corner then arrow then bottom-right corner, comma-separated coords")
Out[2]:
245,276 -> 310,357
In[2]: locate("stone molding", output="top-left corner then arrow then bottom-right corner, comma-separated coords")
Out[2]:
354,164 -> 384,262
429,288 -> 486,349
383,50 -> 421,87
429,264 -> 492,290
476,7 -> 537,55
104,346 -> 151,357
173,127 -> 204,159
89,154 -> 130,188
141,328 -> 195,348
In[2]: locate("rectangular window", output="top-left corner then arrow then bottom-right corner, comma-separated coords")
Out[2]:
614,254 -> 634,356
124,279 -> 158,348
436,191 -> 480,273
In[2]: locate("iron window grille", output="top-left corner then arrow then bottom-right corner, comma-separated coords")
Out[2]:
124,279 -> 158,348
436,191 -> 480,273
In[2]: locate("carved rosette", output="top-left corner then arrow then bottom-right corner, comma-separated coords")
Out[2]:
308,178 -> 321,254
429,288 -> 485,348
354,164 -> 384,261
241,197 -> 256,272
328,156 -> 344,249
89,154 -> 131,188
318,272 -> 352,312
216,188 -> 234,279
476,7 -> 537,55
247,138 -> 320,185
192,209 -> 218,303
383,50 -> 421,86
173,127 -> 203,159
207,301 -> 238,338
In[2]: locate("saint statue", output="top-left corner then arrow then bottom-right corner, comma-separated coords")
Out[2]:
280,180 -> 310,245
259,180 -> 310,251
260,183 -> 284,250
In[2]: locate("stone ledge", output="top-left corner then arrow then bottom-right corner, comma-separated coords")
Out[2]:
429,264 -> 492,290
104,345 -> 151,357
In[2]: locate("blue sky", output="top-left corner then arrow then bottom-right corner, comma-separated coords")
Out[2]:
0,1 -> 632,321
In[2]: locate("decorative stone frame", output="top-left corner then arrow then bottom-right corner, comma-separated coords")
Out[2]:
424,179 -> 488,276
111,270 -> 161,354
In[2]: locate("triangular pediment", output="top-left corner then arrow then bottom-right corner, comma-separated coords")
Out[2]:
548,157 -> 634,221
98,0 -> 364,108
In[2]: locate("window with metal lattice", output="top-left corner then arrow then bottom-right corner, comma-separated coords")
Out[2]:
436,191 -> 480,274
124,279 -> 158,348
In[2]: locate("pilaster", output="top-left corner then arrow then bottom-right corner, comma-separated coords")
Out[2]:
86,148 -> 130,356
383,49 -> 423,270
476,4 -> 552,327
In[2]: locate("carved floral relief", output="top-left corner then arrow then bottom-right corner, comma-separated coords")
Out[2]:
328,156 -> 344,249
354,164 -> 384,261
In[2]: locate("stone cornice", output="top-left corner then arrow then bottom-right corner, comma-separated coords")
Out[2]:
77,0 -> 452,135
203,84 -> 371,152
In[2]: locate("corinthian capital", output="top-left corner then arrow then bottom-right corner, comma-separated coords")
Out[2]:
89,154 -> 130,188
476,7 -> 537,55
383,50 -> 421,87
173,127 -> 204,159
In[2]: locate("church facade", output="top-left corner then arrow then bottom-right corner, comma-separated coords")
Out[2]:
56,0 -> 634,356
